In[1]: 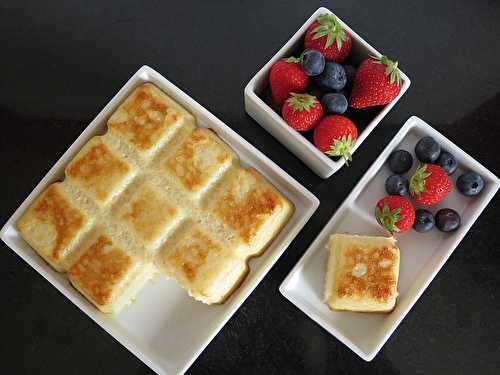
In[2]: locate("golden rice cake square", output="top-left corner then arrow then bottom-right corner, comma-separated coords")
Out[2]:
155,223 -> 248,304
163,128 -> 237,198
324,234 -> 400,313
16,183 -> 89,272
69,234 -> 156,314
107,83 -> 195,156
65,136 -> 134,205
209,168 -> 294,256
116,182 -> 181,248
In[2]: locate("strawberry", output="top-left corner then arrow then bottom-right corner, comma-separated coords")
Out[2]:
349,55 -> 402,109
313,115 -> 358,164
282,93 -> 323,131
269,57 -> 309,108
304,14 -> 352,62
410,164 -> 452,205
376,195 -> 415,234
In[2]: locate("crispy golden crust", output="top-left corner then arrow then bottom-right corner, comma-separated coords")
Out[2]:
165,228 -> 222,282
69,235 -> 132,306
66,137 -> 131,204
108,83 -> 182,152
164,128 -> 235,192
336,245 -> 398,303
17,183 -> 86,263
118,183 -> 179,244
211,168 -> 283,244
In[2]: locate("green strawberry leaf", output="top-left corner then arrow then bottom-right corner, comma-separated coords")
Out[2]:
313,14 -> 347,50
285,93 -> 316,112
372,54 -> 402,86
375,203 -> 402,235
325,134 -> 354,165
410,164 -> 431,196
283,56 -> 301,64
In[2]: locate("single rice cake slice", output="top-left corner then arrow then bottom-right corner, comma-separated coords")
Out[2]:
65,136 -> 135,205
209,168 -> 294,257
115,182 -> 182,248
69,234 -> 156,314
163,128 -> 237,200
16,183 -> 90,272
107,83 -> 195,157
324,234 -> 400,313
155,223 -> 248,304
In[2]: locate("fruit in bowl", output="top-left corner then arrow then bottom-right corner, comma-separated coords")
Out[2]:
375,195 -> 415,235
410,164 -> 452,205
313,115 -> 358,164
263,13 -> 404,166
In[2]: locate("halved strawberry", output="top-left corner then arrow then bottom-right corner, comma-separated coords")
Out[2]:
304,14 -> 352,62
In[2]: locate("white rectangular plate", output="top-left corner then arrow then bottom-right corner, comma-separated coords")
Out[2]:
279,116 -> 499,361
244,7 -> 411,178
0,66 -> 319,375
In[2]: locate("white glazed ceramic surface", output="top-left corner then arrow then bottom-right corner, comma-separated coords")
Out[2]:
279,116 -> 499,360
244,7 -> 411,178
0,66 -> 319,375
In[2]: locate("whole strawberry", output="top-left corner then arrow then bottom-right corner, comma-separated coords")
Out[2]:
410,164 -> 452,205
282,93 -> 323,131
269,57 -> 309,108
313,115 -> 358,164
349,55 -> 401,109
376,195 -> 415,234
304,14 -> 352,62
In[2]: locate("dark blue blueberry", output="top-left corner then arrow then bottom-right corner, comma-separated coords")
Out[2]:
321,93 -> 348,115
388,150 -> 413,174
343,65 -> 356,89
307,83 -> 324,101
300,50 -> 326,76
415,136 -> 441,163
385,174 -> 409,197
435,208 -> 461,232
314,62 -> 347,92
436,151 -> 458,175
413,209 -> 435,233
456,171 -> 485,196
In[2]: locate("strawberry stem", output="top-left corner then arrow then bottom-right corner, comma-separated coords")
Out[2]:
286,93 -> 316,112
372,54 -> 402,86
375,203 -> 402,235
312,14 -> 348,50
410,164 -> 431,196
325,134 -> 354,165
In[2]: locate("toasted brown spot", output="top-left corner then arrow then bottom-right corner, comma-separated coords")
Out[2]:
30,185 -> 86,261
166,229 -> 221,281
66,139 -> 130,203
336,246 -> 397,302
165,128 -> 232,191
120,184 -> 178,243
213,170 -> 281,243
69,235 -> 132,306
108,84 -> 180,151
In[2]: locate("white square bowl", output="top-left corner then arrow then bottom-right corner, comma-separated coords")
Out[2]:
244,7 -> 411,179
279,115 -> 499,361
0,66 -> 319,375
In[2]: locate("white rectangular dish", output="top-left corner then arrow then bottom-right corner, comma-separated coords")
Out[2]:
244,7 -> 411,178
279,115 -> 499,361
0,66 -> 319,375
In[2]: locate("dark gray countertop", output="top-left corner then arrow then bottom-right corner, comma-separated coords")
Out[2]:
1,1 -> 499,374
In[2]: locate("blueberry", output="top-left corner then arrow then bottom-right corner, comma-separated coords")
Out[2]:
314,62 -> 347,92
415,136 -> 441,163
307,83 -> 324,101
385,174 -> 409,197
300,50 -> 325,77
436,151 -> 458,175
321,93 -> 348,115
413,209 -> 435,233
343,65 -> 356,89
388,150 -> 413,174
435,208 -> 461,232
456,171 -> 485,196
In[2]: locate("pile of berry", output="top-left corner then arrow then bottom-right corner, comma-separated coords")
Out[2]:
375,136 -> 486,235
266,14 -> 402,164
